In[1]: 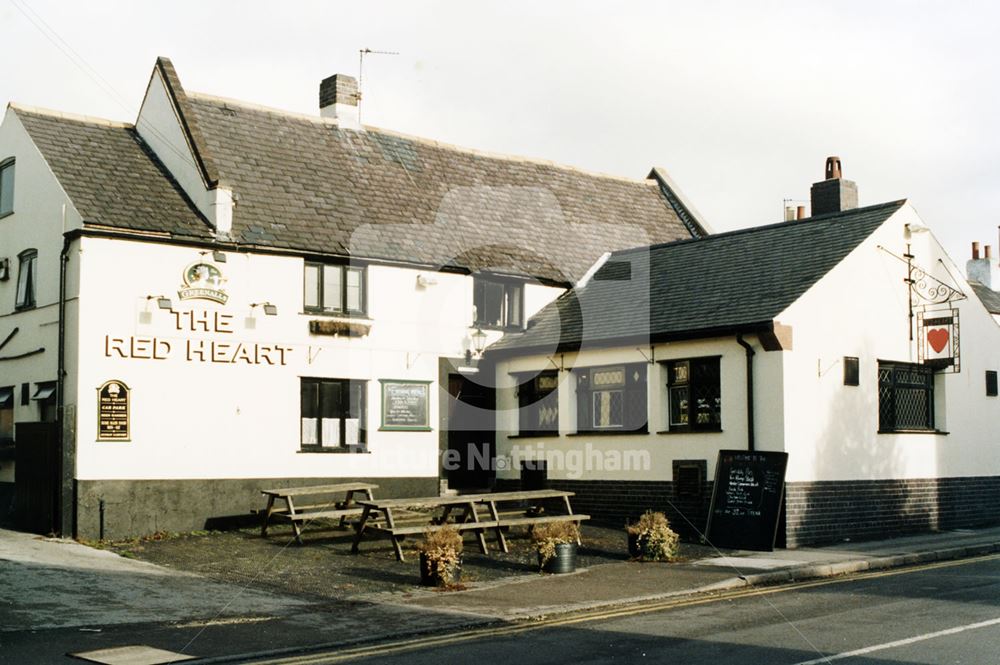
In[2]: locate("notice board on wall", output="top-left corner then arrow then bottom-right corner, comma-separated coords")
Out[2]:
705,450 -> 788,551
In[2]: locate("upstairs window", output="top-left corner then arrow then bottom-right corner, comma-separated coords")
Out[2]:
474,277 -> 523,330
304,263 -> 366,315
32,381 -> 57,423
301,378 -> 367,451
0,158 -> 13,217
516,371 -> 560,437
575,363 -> 647,433
15,249 -> 37,310
665,357 -> 721,432
0,386 -> 13,445
878,361 -> 934,432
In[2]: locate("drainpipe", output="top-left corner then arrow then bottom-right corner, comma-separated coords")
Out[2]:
57,206 -> 74,537
736,334 -> 755,452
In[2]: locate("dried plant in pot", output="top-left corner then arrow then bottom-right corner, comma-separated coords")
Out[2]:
626,511 -> 680,562
417,525 -> 463,588
532,521 -> 580,574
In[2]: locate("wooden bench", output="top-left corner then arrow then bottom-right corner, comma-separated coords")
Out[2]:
474,490 -> 589,553
259,482 -> 378,545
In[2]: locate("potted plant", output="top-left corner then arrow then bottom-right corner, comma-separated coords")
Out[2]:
532,521 -> 580,574
417,526 -> 463,587
626,511 -> 680,561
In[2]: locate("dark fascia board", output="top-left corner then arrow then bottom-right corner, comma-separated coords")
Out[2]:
485,320 -> 780,360
153,57 -> 219,188
66,226 -> 571,288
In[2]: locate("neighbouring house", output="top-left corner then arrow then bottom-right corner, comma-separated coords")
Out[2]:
488,161 -> 1000,547
0,57 -> 705,539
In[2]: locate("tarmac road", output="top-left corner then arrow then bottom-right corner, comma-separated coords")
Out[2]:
286,554 -> 1000,665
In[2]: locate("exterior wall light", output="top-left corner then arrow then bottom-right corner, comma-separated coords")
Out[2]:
251,302 -> 278,316
200,249 -> 227,263
471,327 -> 488,356
146,295 -> 173,310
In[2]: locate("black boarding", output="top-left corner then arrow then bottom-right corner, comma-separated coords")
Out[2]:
705,450 -> 788,551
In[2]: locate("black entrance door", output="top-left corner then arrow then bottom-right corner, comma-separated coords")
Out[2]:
14,422 -> 60,535
446,374 -> 495,490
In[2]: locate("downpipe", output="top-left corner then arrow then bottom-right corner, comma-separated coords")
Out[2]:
736,334 -> 755,452
57,206 -> 74,537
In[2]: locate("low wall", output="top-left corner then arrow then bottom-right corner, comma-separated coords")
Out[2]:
75,476 -> 438,540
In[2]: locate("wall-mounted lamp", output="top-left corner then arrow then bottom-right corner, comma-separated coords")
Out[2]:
904,222 -> 930,241
471,327 -> 488,357
251,302 -> 278,316
200,249 -> 227,263
147,295 -> 173,310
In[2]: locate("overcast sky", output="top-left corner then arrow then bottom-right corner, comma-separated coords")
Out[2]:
2,1 -> 997,267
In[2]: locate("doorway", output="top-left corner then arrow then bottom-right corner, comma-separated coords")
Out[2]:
445,372 -> 495,490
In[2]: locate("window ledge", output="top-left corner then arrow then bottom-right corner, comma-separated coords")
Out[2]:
877,429 -> 949,435
303,311 -> 372,321
0,210 -> 13,221
308,319 -> 371,337
298,447 -> 370,454
567,430 -> 649,437
475,323 -> 524,333
508,433 -> 560,440
656,429 -> 723,435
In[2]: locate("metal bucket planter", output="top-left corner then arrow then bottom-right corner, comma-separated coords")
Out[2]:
627,532 -> 642,558
419,552 -> 462,587
540,542 -> 577,574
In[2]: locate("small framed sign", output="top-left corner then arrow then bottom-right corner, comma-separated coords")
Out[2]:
97,380 -> 131,441
380,380 -> 431,431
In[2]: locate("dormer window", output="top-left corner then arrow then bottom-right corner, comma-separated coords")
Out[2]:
0,158 -> 14,217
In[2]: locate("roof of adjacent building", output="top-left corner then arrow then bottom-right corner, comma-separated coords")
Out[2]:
12,107 -> 212,239
9,58 -> 706,284
488,199 -> 907,355
969,280 -> 1000,315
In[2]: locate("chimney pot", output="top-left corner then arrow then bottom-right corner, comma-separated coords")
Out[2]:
810,156 -> 858,216
973,242 -> 981,259
986,245 -> 993,259
825,156 -> 842,180
796,205 -> 806,220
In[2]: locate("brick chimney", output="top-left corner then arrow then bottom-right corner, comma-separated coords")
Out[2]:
809,156 -> 859,216
967,241 -> 1000,289
320,74 -> 360,129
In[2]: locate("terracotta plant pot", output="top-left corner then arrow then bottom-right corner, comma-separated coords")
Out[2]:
419,552 -> 462,587
539,542 -> 577,574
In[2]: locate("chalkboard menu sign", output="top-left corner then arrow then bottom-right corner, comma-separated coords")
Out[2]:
380,380 -> 431,431
706,450 -> 788,551
97,380 -> 131,441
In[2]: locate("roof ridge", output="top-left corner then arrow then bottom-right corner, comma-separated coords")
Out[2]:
9,102 -> 132,129
611,199 -> 909,256
186,91 -> 661,187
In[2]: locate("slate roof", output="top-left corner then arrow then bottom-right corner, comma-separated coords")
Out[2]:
181,93 -> 698,283
9,55 -> 706,284
969,280 -> 1000,315
12,107 -> 212,239
488,200 -> 907,355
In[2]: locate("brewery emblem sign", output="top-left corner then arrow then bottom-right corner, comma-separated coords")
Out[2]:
178,261 -> 228,304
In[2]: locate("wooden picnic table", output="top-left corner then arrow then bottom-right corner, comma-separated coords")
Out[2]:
259,482 -> 378,545
351,489 -> 589,562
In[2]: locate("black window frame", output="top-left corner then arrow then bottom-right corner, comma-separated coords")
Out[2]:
987,370 -> 998,397
304,262 -> 367,316
473,276 -> 524,331
31,381 -> 57,423
15,249 -> 37,311
574,363 -> 647,434
664,356 -> 722,432
878,361 -> 935,433
300,377 -> 367,452
516,370 -> 560,437
0,158 -> 14,218
844,357 -> 860,386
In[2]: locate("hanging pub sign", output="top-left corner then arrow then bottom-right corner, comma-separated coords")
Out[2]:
918,308 -> 960,372
380,380 -> 431,431
97,380 -> 131,441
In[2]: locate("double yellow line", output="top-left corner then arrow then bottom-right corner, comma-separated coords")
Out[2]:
249,553 -> 1000,664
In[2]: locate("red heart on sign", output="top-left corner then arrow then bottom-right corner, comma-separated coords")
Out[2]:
927,328 -> 949,353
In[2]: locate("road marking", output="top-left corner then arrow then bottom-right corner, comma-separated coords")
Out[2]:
250,553 -> 1000,664
791,616 -> 1000,665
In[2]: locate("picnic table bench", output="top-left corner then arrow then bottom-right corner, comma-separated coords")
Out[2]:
259,482 -> 378,545
351,489 -> 589,562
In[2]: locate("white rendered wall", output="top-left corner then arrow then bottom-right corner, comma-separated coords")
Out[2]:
778,204 -> 1000,482
493,336 -> 783,483
74,237 -> 564,481
0,109 -> 84,482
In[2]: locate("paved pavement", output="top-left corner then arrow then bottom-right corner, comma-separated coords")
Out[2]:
3,525 -> 1000,662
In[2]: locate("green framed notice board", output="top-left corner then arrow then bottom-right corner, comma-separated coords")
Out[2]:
379,379 -> 432,431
